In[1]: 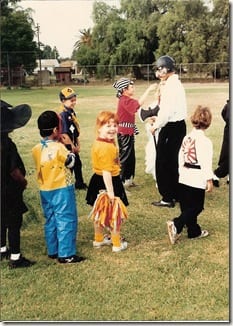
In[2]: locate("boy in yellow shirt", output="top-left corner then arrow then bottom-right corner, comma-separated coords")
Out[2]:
32,110 -> 86,263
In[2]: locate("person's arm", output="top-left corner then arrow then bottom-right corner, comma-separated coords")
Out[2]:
138,83 -> 157,106
10,168 -> 27,189
60,133 -> 79,153
103,170 -> 114,201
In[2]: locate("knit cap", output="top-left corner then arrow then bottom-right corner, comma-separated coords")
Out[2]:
112,78 -> 134,98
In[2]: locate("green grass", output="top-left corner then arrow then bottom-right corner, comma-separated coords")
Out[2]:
1,82 -> 229,321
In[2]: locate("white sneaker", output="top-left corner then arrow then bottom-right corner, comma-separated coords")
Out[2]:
196,230 -> 209,239
112,241 -> 128,253
93,235 -> 112,248
167,220 -> 180,244
123,179 -> 132,188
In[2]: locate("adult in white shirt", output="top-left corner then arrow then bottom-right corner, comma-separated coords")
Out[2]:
151,55 -> 187,208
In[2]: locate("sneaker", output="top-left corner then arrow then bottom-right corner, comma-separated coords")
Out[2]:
112,240 -> 128,253
152,200 -> 175,208
213,179 -> 219,187
123,179 -> 132,188
48,254 -> 58,259
195,230 -> 209,239
8,255 -> 36,269
167,220 -> 180,244
93,235 -> 112,248
0,249 -> 10,260
75,183 -> 88,190
58,255 -> 86,264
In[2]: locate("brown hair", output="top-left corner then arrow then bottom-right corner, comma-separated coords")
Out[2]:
96,111 -> 119,131
191,105 -> 212,130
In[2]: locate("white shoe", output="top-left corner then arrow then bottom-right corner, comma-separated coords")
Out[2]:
93,235 -> 112,248
167,220 -> 180,244
112,241 -> 128,253
123,179 -> 132,188
196,230 -> 209,239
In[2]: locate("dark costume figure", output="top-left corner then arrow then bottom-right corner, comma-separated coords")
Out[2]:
213,100 -> 229,187
0,100 -> 35,268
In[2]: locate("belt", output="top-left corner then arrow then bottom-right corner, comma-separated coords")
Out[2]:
184,162 -> 201,169
119,122 -> 134,128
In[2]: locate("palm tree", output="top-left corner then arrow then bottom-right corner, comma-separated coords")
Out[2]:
73,28 -> 92,51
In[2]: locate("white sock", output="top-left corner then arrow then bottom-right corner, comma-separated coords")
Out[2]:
213,174 -> 219,181
1,246 -> 7,253
10,253 -> 21,260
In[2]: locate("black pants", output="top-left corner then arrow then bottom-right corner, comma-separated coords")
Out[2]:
214,125 -> 229,178
155,120 -> 186,202
173,184 -> 205,238
1,213 -> 23,254
117,134 -> 135,182
73,153 -> 85,187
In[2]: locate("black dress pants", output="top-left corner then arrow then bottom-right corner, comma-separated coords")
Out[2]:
156,120 -> 186,202
173,184 -> 205,238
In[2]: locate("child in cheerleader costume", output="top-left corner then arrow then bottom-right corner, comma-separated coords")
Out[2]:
32,110 -> 86,263
86,111 -> 129,253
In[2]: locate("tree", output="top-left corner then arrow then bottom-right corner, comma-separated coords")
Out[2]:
72,0 -> 229,75
155,0 -> 210,63
73,28 -> 92,51
1,0 -> 21,15
207,0 -> 229,62
41,45 -> 60,60
1,5 -> 38,73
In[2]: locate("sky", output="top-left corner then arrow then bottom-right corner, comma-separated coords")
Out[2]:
20,0 -> 120,58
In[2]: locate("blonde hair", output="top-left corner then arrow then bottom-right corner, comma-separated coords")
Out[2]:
95,111 -> 119,136
191,105 -> 212,130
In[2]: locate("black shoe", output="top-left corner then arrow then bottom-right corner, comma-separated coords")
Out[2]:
1,249 -> 10,260
8,255 -> 36,269
58,255 -> 86,264
151,200 -> 175,208
213,179 -> 219,187
75,183 -> 88,190
48,254 -> 58,259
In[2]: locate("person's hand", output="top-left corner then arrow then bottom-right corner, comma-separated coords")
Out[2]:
108,191 -> 115,203
148,117 -> 156,125
72,144 -> 80,154
148,83 -> 158,92
206,179 -> 213,192
150,126 -> 157,135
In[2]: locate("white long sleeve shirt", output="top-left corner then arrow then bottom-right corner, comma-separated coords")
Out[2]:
179,128 -> 214,189
154,74 -> 187,129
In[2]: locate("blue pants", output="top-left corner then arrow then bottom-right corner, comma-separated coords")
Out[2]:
40,185 -> 78,258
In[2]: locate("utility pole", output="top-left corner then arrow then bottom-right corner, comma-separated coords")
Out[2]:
36,23 -> 42,88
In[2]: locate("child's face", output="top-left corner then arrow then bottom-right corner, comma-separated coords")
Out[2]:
63,96 -> 77,109
123,84 -> 134,97
98,119 -> 118,140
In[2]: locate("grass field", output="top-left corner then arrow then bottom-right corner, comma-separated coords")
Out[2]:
0,82 -> 229,322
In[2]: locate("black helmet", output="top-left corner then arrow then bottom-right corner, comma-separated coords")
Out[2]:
156,55 -> 175,71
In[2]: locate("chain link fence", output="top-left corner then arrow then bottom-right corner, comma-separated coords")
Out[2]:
0,58 -> 229,88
